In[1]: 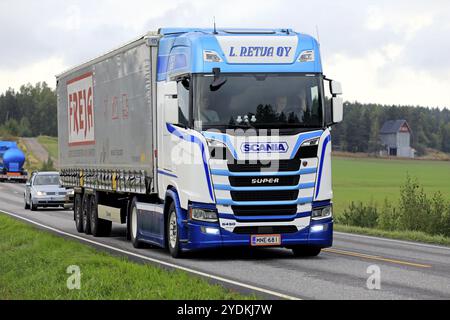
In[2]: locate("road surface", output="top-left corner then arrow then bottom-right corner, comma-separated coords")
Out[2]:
0,182 -> 449,300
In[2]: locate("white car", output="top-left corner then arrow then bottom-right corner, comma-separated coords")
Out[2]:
24,171 -> 71,211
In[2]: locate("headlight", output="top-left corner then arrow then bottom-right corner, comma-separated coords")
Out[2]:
36,191 -> 46,196
67,189 -> 74,195
312,206 -> 333,220
190,208 -> 219,223
301,138 -> 320,147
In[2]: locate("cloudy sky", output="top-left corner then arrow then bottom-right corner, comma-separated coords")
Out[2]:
0,0 -> 449,108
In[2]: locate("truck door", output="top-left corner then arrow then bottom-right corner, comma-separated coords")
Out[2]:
156,82 -> 179,180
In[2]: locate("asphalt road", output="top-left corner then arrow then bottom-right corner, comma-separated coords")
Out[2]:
1,182 -> 449,300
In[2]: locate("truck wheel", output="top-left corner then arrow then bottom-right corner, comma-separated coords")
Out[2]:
292,246 -> 322,257
90,193 -> 112,237
82,193 -> 91,235
24,195 -> 30,209
167,202 -> 183,258
129,198 -> 143,248
74,193 -> 83,233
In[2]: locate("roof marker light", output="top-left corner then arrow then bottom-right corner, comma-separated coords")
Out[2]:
204,50 -> 223,63
299,50 -> 315,62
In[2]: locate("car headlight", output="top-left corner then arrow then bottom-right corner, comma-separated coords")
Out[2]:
67,189 -> 74,195
36,191 -> 46,196
312,205 -> 333,220
190,208 -> 219,223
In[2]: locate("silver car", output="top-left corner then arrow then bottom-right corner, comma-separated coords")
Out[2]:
24,171 -> 71,211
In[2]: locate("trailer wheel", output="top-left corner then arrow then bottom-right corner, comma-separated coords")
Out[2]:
292,246 -> 322,257
90,192 -> 112,237
167,202 -> 183,258
129,197 -> 143,248
74,193 -> 83,233
82,193 -> 91,235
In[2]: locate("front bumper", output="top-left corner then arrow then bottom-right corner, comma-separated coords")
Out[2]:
181,218 -> 333,251
33,196 -> 69,207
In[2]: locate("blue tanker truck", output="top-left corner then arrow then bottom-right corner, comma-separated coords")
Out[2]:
0,141 -> 28,183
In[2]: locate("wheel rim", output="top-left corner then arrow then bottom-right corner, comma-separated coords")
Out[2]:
91,200 -> 96,230
131,207 -> 138,239
75,198 -> 81,223
82,199 -> 88,227
169,212 -> 177,249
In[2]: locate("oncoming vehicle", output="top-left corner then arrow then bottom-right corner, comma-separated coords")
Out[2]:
57,28 -> 343,258
24,172 -> 71,211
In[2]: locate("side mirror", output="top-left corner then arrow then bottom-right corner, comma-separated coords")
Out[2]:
26,182 -> 31,187
332,97 -> 344,124
210,68 -> 227,92
330,80 -> 342,96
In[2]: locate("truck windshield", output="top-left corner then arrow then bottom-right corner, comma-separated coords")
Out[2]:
192,73 -> 323,131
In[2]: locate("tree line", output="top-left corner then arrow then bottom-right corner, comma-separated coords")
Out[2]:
1,83 -> 449,155
332,102 -> 450,155
0,82 -> 57,138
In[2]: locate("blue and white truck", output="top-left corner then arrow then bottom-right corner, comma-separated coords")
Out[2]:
57,28 -> 343,258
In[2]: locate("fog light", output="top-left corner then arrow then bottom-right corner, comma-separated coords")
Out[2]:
311,225 -> 324,232
201,227 -> 220,235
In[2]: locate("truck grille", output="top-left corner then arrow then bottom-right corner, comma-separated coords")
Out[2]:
228,159 -> 301,172
232,205 -> 298,217
229,175 -> 300,187
231,190 -> 299,202
233,226 -> 298,234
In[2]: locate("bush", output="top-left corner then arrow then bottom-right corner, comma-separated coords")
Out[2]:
339,201 -> 378,228
377,198 -> 398,231
339,175 -> 450,238
398,175 -> 430,232
40,156 -> 55,171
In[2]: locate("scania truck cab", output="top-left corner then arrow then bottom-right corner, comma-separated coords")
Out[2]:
156,28 -> 343,257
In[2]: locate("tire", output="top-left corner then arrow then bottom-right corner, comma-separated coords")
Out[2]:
74,193 -> 83,233
292,246 -> 322,257
24,195 -> 30,209
167,202 -> 183,258
90,192 -> 112,237
31,198 -> 38,211
82,193 -> 91,235
129,197 -> 143,248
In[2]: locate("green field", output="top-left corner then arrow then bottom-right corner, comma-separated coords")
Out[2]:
332,156 -> 450,215
37,135 -> 58,160
0,213 -> 252,300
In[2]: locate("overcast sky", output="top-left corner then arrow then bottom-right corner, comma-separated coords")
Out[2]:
0,0 -> 449,108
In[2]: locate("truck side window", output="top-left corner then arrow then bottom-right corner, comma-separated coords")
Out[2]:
177,81 -> 190,126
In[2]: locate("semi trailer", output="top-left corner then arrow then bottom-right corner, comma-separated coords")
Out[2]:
57,28 -> 343,258
0,141 -> 27,183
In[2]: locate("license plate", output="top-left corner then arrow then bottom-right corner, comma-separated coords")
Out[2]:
251,235 -> 281,247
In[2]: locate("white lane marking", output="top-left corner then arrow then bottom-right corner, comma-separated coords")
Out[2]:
335,232 -> 450,251
0,209 -> 301,300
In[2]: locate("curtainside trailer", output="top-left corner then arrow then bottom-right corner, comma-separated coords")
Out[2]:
57,28 -> 343,258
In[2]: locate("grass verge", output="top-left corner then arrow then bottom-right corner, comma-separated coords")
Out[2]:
17,138 -> 41,171
37,135 -> 58,160
335,224 -> 450,247
0,213 -> 253,300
